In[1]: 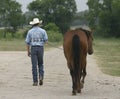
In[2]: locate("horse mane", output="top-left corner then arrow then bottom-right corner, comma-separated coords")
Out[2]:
75,28 -> 91,39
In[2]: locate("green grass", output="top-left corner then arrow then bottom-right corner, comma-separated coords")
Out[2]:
45,41 -> 63,50
0,39 -> 62,51
0,39 -> 26,51
94,37 -> 120,76
0,27 -> 63,51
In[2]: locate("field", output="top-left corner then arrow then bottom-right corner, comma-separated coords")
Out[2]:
0,39 -> 62,51
0,39 -> 26,51
0,28 -> 63,51
94,37 -> 120,76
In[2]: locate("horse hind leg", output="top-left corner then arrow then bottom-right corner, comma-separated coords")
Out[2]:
70,70 -> 77,95
77,80 -> 81,93
82,67 -> 87,83
77,71 -> 82,93
81,67 -> 86,89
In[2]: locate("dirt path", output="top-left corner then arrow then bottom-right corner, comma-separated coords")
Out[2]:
0,48 -> 120,99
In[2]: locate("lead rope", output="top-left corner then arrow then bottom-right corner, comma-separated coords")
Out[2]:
46,42 -> 63,50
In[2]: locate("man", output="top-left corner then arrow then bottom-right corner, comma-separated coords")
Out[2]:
25,18 -> 48,86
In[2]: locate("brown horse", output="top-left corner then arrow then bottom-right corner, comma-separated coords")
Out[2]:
63,28 -> 93,95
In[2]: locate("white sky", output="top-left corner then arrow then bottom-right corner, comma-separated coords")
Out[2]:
16,0 -> 88,13
76,0 -> 88,12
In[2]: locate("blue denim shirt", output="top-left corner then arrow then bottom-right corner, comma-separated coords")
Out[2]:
25,26 -> 48,46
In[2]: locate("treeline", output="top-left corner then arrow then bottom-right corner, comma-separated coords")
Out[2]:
0,0 -> 25,38
0,0 -> 77,38
0,0 -> 120,38
86,0 -> 120,37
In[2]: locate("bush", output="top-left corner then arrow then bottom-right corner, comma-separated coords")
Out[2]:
47,30 -> 63,42
45,23 -> 63,42
44,23 -> 60,32
0,29 -> 4,39
22,28 -> 29,38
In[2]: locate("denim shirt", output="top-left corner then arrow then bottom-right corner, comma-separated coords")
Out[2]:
25,26 -> 48,46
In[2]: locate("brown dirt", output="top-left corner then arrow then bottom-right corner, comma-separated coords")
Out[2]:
0,48 -> 120,99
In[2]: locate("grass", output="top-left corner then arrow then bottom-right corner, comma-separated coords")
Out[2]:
94,37 -> 120,76
0,39 -> 26,51
45,41 -> 63,50
0,38 -> 62,51
0,27 -> 63,51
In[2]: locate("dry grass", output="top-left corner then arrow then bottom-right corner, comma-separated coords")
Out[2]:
0,39 -> 62,51
94,37 -> 120,76
0,39 -> 26,51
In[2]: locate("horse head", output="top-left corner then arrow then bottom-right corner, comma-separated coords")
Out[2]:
79,27 -> 94,55
87,31 -> 94,55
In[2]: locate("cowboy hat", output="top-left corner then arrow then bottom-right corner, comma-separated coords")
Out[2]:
29,18 -> 42,25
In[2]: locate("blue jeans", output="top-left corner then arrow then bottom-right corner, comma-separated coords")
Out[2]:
31,46 -> 44,82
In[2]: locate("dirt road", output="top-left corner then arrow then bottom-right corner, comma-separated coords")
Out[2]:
0,48 -> 120,99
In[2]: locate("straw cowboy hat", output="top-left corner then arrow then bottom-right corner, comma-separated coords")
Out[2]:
29,18 -> 42,25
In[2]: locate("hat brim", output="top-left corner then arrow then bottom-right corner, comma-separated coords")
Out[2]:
29,20 -> 42,25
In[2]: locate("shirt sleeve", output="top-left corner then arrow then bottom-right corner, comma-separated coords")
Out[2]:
43,30 -> 48,42
25,31 -> 31,45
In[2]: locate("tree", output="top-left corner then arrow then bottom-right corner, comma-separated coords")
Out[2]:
86,0 -> 101,29
86,0 -> 120,37
7,1 -> 23,37
0,0 -> 24,37
111,0 -> 120,37
28,0 -> 77,34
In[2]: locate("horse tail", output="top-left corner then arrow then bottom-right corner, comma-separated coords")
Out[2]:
72,34 -> 80,78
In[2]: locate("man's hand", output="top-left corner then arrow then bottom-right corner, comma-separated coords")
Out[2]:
28,51 -> 31,57
26,45 -> 31,57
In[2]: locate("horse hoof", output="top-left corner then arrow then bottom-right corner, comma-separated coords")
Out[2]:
72,91 -> 76,95
80,82 -> 84,89
72,93 -> 76,95
77,90 -> 81,93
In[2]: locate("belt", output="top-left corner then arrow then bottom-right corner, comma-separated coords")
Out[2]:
32,45 -> 43,47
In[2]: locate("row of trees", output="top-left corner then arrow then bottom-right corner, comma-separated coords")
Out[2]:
0,0 -> 77,38
28,0 -> 76,33
86,0 -> 120,37
0,0 -> 119,38
0,0 -> 26,37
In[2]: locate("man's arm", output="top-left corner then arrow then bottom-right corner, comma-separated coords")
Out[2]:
26,45 -> 31,57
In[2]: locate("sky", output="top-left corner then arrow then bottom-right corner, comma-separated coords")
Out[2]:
16,0 -> 88,13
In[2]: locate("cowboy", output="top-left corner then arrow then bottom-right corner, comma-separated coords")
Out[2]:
25,18 -> 48,86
